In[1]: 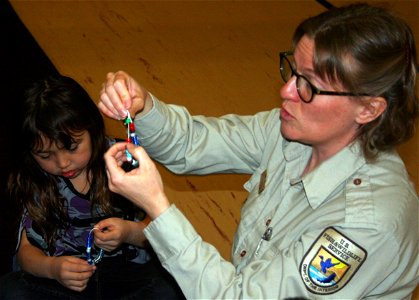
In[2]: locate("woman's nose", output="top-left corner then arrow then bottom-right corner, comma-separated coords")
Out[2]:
280,75 -> 299,102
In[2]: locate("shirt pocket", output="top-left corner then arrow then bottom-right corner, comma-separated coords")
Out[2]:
241,168 -> 267,226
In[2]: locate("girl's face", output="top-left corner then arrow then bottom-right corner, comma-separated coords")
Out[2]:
279,35 -> 363,156
32,130 -> 92,182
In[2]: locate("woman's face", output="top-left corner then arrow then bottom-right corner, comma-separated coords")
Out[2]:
32,130 -> 92,181
280,35 -> 363,156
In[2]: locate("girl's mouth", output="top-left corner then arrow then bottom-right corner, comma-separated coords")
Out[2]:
62,170 -> 77,178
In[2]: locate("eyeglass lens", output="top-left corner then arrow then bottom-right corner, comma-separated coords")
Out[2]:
281,55 -> 313,102
280,56 -> 292,82
297,77 -> 312,102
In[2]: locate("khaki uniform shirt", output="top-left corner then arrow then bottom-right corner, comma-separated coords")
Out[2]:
138,96 -> 418,299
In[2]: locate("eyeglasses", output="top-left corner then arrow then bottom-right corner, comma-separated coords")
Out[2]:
279,51 -> 370,103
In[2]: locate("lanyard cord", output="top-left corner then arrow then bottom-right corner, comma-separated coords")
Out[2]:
123,111 -> 140,167
86,228 -> 104,265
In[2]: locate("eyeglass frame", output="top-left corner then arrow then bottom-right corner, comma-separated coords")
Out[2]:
279,51 -> 370,103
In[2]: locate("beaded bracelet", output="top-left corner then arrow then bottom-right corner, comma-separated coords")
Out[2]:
86,228 -> 104,265
124,111 -> 140,167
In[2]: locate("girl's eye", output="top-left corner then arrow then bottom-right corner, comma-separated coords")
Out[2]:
35,153 -> 50,160
69,143 -> 79,152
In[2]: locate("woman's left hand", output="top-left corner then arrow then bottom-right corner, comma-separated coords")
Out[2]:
104,142 -> 171,220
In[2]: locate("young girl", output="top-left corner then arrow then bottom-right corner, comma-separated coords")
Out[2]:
0,74 -> 184,299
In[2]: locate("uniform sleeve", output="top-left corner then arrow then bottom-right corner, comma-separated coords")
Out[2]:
134,95 -> 280,175
144,205 -> 254,299
145,205 -> 308,299
145,204 -> 418,299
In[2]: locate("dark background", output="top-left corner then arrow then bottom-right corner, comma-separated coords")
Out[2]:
0,0 -> 58,277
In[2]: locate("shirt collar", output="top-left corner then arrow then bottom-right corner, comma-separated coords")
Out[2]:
284,140 -> 366,209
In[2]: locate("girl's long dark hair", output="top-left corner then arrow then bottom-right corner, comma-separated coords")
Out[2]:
8,74 -> 113,248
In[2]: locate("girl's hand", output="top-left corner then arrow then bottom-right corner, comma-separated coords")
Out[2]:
104,142 -> 170,220
94,217 -> 148,250
49,256 -> 96,292
98,71 -> 152,120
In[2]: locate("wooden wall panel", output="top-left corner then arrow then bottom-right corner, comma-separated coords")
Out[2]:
10,0 -> 418,262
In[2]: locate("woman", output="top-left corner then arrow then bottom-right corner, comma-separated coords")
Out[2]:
99,3 -> 418,299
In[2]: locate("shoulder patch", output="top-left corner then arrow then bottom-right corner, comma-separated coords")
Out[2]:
300,227 -> 367,295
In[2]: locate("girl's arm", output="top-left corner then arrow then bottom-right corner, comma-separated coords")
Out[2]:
17,230 -> 96,292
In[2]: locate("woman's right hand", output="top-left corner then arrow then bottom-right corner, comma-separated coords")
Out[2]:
98,70 -> 152,120
49,255 -> 96,292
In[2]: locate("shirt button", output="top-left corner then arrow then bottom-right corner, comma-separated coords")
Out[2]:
240,250 -> 247,257
353,178 -> 362,185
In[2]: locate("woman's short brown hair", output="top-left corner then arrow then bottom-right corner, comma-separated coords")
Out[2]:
292,3 -> 418,160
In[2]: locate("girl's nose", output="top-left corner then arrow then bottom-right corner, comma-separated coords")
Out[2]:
56,152 -> 71,169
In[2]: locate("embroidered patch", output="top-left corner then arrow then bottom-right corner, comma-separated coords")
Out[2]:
300,227 -> 367,295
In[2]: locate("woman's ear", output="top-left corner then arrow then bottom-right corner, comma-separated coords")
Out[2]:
355,97 -> 387,125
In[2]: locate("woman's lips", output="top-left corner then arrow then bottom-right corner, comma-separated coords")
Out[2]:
280,107 -> 294,121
